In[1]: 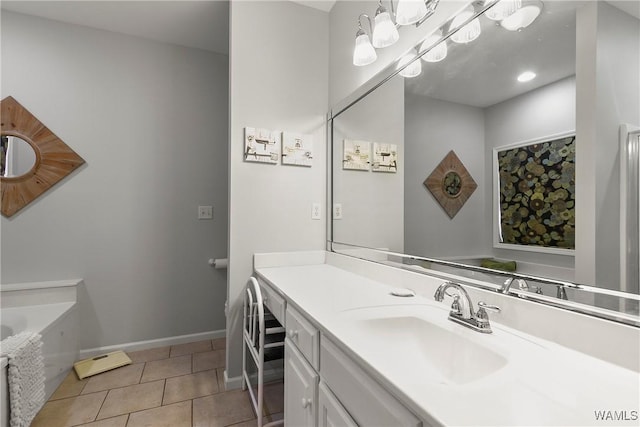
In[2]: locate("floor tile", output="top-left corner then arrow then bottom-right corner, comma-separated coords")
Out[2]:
81,363 -> 144,394
170,339 -> 212,357
262,382 -> 284,416
192,390 -> 256,427
216,368 -> 226,392
212,337 -> 226,350
31,391 -> 107,427
128,346 -> 170,363
76,414 -> 128,427
96,380 -> 164,420
127,401 -> 191,427
141,354 -> 191,382
227,412 -> 283,427
163,370 -> 219,405
193,349 -> 225,372
49,369 -> 88,400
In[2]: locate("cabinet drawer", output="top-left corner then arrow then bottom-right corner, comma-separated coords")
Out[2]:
286,306 -> 319,370
320,337 -> 421,427
259,279 -> 285,325
285,338 -> 319,427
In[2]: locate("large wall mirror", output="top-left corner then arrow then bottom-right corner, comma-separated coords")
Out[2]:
330,0 -> 640,324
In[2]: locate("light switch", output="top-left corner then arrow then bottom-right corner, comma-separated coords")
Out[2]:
198,206 -> 213,220
312,203 -> 321,220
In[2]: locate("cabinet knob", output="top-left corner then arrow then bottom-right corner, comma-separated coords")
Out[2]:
301,398 -> 311,408
288,329 -> 299,339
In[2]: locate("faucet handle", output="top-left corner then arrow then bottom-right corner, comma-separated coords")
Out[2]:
478,301 -> 500,312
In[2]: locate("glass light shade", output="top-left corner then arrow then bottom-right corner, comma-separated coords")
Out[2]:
398,50 -> 422,78
484,0 -> 522,21
419,32 -> 447,62
450,9 -> 481,44
396,0 -> 428,26
517,71 -> 536,82
353,31 -> 377,66
372,10 -> 400,48
500,3 -> 542,31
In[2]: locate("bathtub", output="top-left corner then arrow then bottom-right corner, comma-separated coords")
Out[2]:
1,280 -> 80,427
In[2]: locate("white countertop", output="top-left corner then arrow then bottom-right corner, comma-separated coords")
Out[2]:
255,257 -> 640,427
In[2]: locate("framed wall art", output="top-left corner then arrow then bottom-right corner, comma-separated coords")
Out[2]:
424,150 -> 477,219
493,132 -> 576,253
343,139 -> 370,171
372,142 -> 398,173
282,132 -> 313,167
244,127 -> 280,164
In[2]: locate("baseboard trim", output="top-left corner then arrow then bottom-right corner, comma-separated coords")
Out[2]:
224,370 -> 243,391
79,329 -> 226,359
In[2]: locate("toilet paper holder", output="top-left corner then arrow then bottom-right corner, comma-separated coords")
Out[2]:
209,258 -> 228,269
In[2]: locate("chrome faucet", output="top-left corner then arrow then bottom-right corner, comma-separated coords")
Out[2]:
501,277 -> 529,294
434,281 -> 500,333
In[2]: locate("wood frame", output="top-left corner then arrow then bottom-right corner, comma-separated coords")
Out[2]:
1,96 -> 85,217
424,150 -> 477,219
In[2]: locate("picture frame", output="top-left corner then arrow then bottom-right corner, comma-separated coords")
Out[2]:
343,139 -> 370,171
244,127 -> 279,164
493,131 -> 576,254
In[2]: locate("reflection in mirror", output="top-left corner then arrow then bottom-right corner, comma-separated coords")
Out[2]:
1,135 -> 37,178
331,0 -> 640,320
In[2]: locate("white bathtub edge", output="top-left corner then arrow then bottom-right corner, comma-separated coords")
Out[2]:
1,279 -> 83,292
79,329 -> 226,359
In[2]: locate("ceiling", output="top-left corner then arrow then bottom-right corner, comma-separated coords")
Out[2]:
0,0 -> 334,55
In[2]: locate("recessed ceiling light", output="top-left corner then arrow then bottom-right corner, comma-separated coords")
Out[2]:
517,71 -> 537,82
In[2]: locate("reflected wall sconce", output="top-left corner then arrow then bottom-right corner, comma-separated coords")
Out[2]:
419,29 -> 447,62
353,0 -> 440,67
484,0 -> 522,21
450,5 -> 482,44
500,0 -> 543,31
398,48 -> 422,77
353,14 -> 378,66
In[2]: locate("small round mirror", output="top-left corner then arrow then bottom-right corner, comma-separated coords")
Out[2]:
1,135 -> 37,178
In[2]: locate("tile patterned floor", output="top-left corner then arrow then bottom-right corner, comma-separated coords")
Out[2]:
31,338 -> 284,427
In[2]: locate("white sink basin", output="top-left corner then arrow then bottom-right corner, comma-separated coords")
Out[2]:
338,305 -> 508,386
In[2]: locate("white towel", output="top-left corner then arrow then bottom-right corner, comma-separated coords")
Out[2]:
0,331 -> 45,427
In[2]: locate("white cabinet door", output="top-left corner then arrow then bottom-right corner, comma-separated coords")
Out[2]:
285,338 -> 318,427
318,381 -> 358,427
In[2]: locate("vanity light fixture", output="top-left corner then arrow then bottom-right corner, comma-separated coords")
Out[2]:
450,6 -> 482,44
395,0 -> 429,25
398,48 -> 422,78
484,0 -> 522,21
419,30 -> 447,62
500,0 -> 543,31
372,1 -> 400,48
353,14 -> 377,66
517,71 -> 537,82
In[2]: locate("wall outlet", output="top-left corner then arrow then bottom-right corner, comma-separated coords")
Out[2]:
198,205 -> 213,220
333,203 -> 343,220
312,203 -> 321,220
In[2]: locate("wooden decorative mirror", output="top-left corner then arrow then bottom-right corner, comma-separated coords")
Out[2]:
424,150 -> 477,219
1,96 -> 85,217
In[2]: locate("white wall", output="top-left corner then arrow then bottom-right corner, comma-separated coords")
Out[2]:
332,76 -> 404,252
1,11 -> 229,350
227,1 -> 328,384
404,93 -> 486,258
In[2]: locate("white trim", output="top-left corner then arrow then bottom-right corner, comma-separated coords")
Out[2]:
492,130 -> 576,255
224,370 -> 243,390
79,329 -> 226,359
1,279 -> 83,292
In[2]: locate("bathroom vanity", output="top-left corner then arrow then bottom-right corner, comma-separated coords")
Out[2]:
254,251 -> 639,427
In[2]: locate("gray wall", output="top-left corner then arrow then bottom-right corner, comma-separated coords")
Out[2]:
404,93 -> 486,258
332,76 -> 404,252
1,11 -> 229,350
576,1 -> 640,290
227,1 -> 328,383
